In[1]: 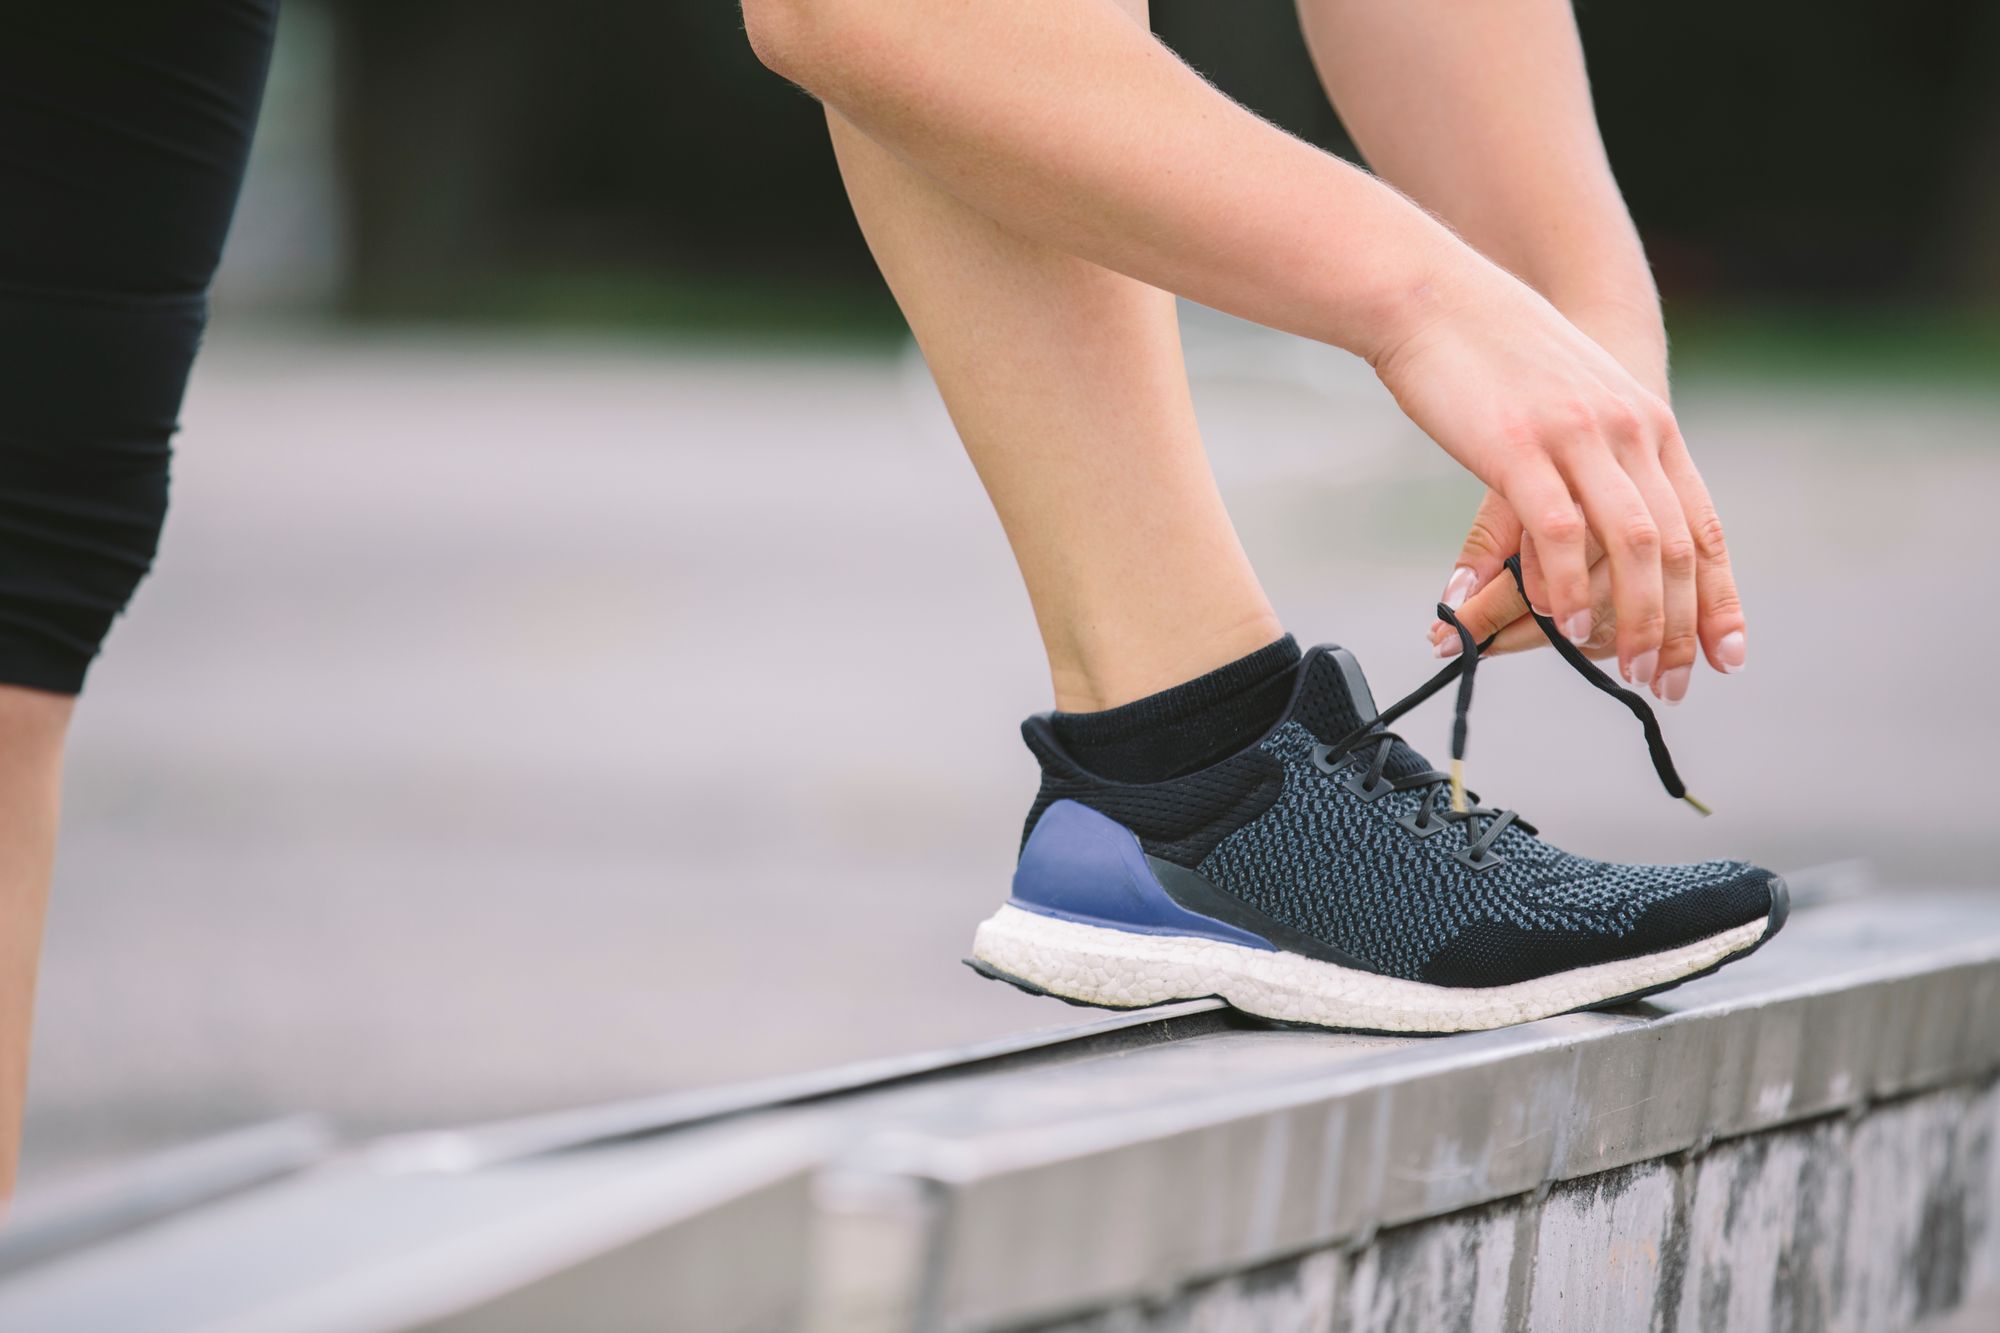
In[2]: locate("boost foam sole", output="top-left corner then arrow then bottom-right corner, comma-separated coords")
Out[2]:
970,900 -> 1777,1034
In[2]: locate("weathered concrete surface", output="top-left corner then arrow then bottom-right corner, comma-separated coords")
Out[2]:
803,896 -> 2000,1330
1528,1161 -> 1681,1331
1343,1199 -> 1520,1333
1030,1078 -> 2000,1333
1044,1253 -> 1344,1333
0,1117 -> 828,1333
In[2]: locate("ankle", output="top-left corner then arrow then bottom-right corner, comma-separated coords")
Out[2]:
1048,627 -> 1300,783
1047,609 -> 1288,714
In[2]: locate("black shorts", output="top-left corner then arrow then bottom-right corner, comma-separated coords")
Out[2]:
0,1 -> 277,692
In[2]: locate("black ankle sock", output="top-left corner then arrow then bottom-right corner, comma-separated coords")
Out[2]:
1052,635 -> 1301,783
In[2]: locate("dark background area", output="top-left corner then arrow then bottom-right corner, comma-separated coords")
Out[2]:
327,0 -> 2000,340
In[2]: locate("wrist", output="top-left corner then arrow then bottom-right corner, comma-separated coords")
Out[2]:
1355,225 -> 1498,369
1546,282 -> 1669,399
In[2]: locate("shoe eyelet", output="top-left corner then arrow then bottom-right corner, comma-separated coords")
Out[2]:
1454,846 -> 1507,872
1399,810 -> 1447,839
1309,743 -> 1341,776
1343,770 -> 1392,803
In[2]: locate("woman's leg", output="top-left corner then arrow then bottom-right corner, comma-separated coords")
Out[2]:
748,0 -> 1753,699
0,694 -> 73,1198
0,2 -> 277,1196
813,3 -> 1783,1037
825,72 -> 1280,713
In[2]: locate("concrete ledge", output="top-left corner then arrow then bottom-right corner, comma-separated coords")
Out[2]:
2,889 -> 1997,1332
1029,1079 -> 2000,1333
0,1120 -> 828,1332
813,894 -> 2000,1330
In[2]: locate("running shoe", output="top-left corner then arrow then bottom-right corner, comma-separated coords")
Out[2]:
969,564 -> 1787,1033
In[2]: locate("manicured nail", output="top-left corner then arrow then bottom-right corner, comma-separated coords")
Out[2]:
1717,630 -> 1747,674
1442,566 -> 1477,611
1631,649 -> 1659,687
1660,665 -> 1691,705
1562,611 -> 1592,645
1434,635 -> 1462,659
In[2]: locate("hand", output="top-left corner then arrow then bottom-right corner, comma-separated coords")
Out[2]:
1430,494 -> 1629,656
1372,261 -> 1748,702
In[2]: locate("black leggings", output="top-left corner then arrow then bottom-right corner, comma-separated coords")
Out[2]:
0,2 -> 276,693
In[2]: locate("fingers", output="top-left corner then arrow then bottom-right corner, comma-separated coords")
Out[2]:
1430,511 -> 1611,659
1519,528 -> 1548,614
1439,491 -> 1521,613
1629,458 -> 1697,703
1499,456 -> 1593,643
1547,434 -> 1661,678
1602,404 -> 1699,700
1483,616 -> 1551,657
1483,555 -> 1617,658
1659,432 -> 1749,677
1426,405 -> 1740,702
1430,552 -> 1527,657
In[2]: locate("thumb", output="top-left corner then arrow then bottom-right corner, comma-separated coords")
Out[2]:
1432,557 -> 1533,656
1438,491 -> 1522,614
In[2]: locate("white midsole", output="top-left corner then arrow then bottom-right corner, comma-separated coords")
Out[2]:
971,904 -> 1768,1034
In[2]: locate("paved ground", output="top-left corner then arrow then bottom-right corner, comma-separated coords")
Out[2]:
19,316 -> 2000,1187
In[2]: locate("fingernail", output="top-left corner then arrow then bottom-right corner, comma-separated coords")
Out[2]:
1631,650 -> 1659,687
1562,611 -> 1592,645
1434,635 -> 1462,659
1717,630 -> 1747,674
1442,566 -> 1477,610
1660,665 -> 1691,705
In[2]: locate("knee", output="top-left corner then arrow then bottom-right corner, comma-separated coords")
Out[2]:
742,0 -> 816,82
741,0 -> 876,90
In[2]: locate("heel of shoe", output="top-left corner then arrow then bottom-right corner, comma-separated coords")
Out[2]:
970,903 -> 1206,1010
1006,800 -> 1270,948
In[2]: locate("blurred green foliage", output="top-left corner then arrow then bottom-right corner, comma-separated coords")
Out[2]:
330,1 -> 2000,372
1668,308 -> 2000,386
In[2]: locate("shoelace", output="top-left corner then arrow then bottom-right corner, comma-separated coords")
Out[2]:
1315,555 -> 1707,870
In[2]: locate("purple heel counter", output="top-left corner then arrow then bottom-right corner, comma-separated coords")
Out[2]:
1010,800 -> 1273,951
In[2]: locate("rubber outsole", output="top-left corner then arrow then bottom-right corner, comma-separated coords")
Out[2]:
965,875 -> 1789,1037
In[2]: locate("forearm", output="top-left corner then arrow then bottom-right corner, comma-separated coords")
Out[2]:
1298,0 -> 1666,391
746,0 -> 1485,362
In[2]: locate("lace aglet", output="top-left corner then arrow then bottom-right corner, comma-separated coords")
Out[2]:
1450,759 -> 1467,814
1682,792 -> 1712,817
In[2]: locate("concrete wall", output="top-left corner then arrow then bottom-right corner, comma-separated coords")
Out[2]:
1036,1078 -> 2000,1333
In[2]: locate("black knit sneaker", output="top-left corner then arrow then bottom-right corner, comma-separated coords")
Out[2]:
969,587 -> 1787,1034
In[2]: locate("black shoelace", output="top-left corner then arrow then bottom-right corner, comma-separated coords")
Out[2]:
1314,555 -> 1707,871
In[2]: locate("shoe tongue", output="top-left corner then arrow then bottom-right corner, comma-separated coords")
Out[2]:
1291,646 -> 1377,741
1291,646 -> 1436,778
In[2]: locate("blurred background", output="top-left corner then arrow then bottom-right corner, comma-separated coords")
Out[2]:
20,2 -> 1999,1187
